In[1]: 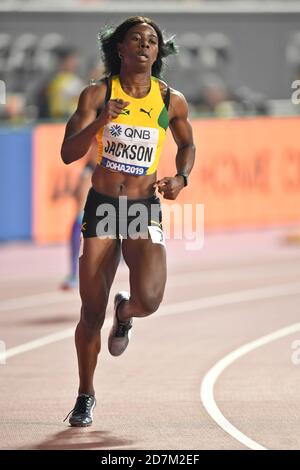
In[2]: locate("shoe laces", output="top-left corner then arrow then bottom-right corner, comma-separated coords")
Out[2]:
115,318 -> 132,337
63,394 -> 94,422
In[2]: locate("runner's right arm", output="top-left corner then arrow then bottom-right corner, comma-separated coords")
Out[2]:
61,83 -> 129,165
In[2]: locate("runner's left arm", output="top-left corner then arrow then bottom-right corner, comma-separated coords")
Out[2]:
155,90 -> 195,200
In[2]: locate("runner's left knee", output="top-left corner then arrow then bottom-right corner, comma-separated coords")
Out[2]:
133,289 -> 164,317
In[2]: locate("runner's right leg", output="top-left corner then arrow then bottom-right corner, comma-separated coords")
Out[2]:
76,237 -> 121,395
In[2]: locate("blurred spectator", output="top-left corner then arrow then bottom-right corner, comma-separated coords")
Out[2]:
197,74 -> 269,117
59,152 -> 97,290
234,86 -> 269,116
25,37 -> 75,119
198,73 -> 235,117
46,45 -> 84,119
0,24 -> 270,122
167,31 -> 233,111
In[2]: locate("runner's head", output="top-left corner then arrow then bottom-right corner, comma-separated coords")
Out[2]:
98,16 -> 177,78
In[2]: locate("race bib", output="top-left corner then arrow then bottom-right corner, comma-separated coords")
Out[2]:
101,123 -> 159,175
148,225 -> 165,246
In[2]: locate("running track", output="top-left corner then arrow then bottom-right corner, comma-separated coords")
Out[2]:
1,229 -> 300,450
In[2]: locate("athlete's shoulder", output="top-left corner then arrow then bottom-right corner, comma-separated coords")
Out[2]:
157,79 -> 186,103
168,88 -> 189,120
77,78 -> 108,110
157,78 -> 169,99
169,87 -> 187,104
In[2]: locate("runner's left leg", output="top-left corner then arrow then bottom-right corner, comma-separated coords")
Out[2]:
117,236 -> 167,321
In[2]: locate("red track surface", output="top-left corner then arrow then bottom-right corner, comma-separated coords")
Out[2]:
1,229 -> 300,450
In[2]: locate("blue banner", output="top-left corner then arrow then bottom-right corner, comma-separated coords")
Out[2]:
0,128 -> 32,241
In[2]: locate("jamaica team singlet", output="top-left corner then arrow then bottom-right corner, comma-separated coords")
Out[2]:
96,75 -> 169,176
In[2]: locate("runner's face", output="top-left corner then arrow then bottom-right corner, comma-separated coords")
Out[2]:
118,23 -> 159,69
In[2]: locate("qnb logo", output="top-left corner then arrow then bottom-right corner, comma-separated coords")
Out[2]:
110,124 -> 122,137
124,127 -> 151,140
0,340 -> 6,365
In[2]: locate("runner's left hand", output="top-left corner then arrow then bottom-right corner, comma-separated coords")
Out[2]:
153,176 -> 184,200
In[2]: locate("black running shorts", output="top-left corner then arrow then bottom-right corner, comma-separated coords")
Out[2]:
81,187 -> 163,240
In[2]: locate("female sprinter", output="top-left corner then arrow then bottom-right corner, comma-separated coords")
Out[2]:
62,16 -> 195,426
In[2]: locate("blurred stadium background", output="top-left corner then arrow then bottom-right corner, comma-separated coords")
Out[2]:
1,0 -> 300,451
1,0 -> 300,242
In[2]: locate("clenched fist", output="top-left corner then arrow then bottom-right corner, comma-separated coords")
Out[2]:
153,176 -> 185,200
97,98 -> 130,125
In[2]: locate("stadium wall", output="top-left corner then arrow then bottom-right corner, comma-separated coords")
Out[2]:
1,117 -> 299,242
0,11 -> 298,100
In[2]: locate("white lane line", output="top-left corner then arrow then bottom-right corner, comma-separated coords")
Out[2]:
0,291 -> 78,312
200,322 -> 300,450
2,282 -> 300,447
1,326 -> 110,361
2,281 -> 300,362
157,281 -> 300,316
2,256 -> 300,313
2,259 -> 300,313
3,328 -> 75,360
166,263 -> 300,288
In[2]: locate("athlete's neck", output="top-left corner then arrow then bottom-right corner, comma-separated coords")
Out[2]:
119,69 -> 151,88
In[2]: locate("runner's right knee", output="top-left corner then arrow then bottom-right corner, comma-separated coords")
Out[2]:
80,305 -> 106,333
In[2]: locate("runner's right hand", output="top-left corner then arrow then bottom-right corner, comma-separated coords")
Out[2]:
97,99 -> 130,125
